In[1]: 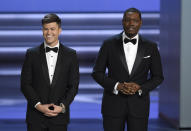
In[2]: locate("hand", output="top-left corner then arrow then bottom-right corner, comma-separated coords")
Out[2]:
124,82 -> 140,95
44,104 -> 63,117
116,82 -> 124,91
117,82 -> 132,95
120,82 -> 135,95
118,82 -> 140,95
51,104 -> 62,114
36,103 -> 58,117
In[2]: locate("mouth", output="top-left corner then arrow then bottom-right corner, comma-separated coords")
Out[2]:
128,27 -> 136,31
46,35 -> 53,39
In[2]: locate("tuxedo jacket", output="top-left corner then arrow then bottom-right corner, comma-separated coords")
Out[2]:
21,43 -> 79,125
92,33 -> 164,118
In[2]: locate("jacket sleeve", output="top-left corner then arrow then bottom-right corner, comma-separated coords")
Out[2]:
91,42 -> 118,93
140,44 -> 164,96
20,49 -> 41,108
61,51 -> 79,108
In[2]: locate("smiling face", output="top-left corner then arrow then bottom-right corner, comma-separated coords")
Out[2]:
122,11 -> 142,38
42,22 -> 62,47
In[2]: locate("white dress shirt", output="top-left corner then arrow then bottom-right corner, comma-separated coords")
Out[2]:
35,41 -> 59,107
44,42 -> 59,84
113,32 -> 139,95
123,32 -> 139,74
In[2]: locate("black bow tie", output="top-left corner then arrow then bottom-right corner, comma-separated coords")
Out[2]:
124,38 -> 137,45
45,47 -> 58,53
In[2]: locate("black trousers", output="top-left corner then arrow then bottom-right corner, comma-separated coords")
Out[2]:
103,115 -> 148,131
27,120 -> 67,131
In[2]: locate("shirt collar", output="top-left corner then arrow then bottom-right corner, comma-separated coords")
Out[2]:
122,32 -> 139,45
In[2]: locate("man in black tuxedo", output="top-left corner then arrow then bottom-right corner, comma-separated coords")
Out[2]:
21,14 -> 79,131
92,8 -> 164,131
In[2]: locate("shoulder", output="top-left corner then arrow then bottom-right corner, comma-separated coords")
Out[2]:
26,45 -> 41,55
23,45 -> 42,61
104,34 -> 121,43
102,33 -> 121,47
140,36 -> 158,48
60,43 -> 77,55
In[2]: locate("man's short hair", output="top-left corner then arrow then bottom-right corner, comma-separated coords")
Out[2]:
123,8 -> 142,20
42,13 -> 61,28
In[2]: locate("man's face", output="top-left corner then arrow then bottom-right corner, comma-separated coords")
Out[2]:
42,22 -> 61,47
122,12 -> 142,38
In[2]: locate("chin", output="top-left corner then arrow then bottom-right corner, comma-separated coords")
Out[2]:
45,42 -> 51,45
46,42 -> 53,46
46,40 -> 53,44
126,33 -> 136,38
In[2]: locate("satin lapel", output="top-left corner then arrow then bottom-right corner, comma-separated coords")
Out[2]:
116,34 -> 129,74
39,43 -> 50,85
130,36 -> 145,78
51,44 -> 64,88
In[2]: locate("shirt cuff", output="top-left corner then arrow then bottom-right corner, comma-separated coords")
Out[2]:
34,102 -> 41,108
113,82 -> 119,95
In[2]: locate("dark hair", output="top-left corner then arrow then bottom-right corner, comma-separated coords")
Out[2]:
42,13 -> 61,28
123,8 -> 142,20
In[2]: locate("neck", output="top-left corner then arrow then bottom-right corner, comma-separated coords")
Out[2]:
125,33 -> 137,39
46,41 -> 59,47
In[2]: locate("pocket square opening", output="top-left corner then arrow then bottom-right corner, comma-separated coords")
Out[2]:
143,55 -> 151,58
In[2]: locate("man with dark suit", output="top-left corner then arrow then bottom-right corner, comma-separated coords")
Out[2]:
21,14 -> 79,131
92,8 -> 164,131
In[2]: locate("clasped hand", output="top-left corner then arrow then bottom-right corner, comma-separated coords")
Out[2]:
36,103 -> 62,117
117,82 -> 140,95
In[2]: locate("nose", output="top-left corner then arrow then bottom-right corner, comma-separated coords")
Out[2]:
129,20 -> 135,26
47,29 -> 51,34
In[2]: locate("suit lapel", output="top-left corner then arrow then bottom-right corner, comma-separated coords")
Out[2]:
51,43 -> 64,88
39,43 -> 50,85
116,34 -> 130,75
130,36 -> 145,78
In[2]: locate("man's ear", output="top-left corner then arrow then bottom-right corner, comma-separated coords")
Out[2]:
58,27 -> 62,35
